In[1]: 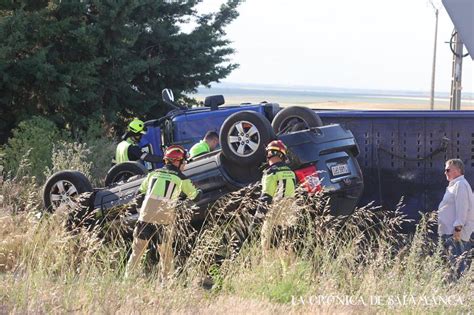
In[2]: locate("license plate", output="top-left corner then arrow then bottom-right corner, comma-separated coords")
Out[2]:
331,163 -> 350,176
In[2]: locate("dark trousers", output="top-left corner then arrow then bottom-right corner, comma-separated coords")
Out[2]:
441,233 -> 473,279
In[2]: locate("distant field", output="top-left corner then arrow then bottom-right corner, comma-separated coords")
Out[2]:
192,85 -> 474,110
220,97 -> 474,111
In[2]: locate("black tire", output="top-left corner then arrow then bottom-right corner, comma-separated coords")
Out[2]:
220,154 -> 262,185
43,171 -> 93,212
220,111 -> 275,166
105,162 -> 148,186
272,106 -> 323,134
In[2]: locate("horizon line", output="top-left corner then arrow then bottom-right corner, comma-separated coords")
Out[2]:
200,81 -> 474,96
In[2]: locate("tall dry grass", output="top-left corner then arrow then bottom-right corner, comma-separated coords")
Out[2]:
1,171 -> 473,313
1,130 -> 473,312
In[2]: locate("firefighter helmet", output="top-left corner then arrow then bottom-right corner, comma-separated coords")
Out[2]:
164,145 -> 187,162
128,118 -> 146,134
265,140 -> 288,159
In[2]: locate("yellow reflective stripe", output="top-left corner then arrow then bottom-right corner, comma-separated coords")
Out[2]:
140,170 -> 187,201
262,170 -> 295,198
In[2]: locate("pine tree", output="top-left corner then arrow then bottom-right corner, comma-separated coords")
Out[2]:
0,0 -> 242,140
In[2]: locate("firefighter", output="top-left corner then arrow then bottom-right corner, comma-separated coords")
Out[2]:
254,140 -> 297,252
189,131 -> 219,159
115,118 -> 162,164
125,145 -> 202,279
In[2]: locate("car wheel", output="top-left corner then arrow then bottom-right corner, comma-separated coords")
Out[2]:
104,162 -> 148,186
272,106 -> 323,134
43,171 -> 93,212
220,111 -> 275,166
220,154 -> 262,185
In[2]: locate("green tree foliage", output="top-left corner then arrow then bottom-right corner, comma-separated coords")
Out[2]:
0,0 -> 241,138
1,116 -> 62,180
1,115 -> 116,183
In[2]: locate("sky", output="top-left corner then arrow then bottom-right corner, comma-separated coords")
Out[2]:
194,0 -> 474,94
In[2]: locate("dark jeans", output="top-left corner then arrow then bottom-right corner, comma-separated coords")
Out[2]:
441,233 -> 473,278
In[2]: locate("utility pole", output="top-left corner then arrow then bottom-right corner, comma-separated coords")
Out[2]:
430,9 -> 439,110
449,31 -> 463,110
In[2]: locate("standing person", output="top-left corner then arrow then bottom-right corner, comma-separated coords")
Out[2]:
254,140 -> 297,252
125,145 -> 202,280
438,159 -> 474,277
189,131 -> 219,159
115,118 -> 162,164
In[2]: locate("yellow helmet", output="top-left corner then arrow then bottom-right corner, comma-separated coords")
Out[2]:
127,118 -> 146,134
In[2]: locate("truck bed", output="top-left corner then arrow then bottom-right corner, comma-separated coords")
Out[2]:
317,110 -> 474,222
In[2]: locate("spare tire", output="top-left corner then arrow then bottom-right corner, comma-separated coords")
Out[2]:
105,162 -> 148,186
272,106 -> 323,134
43,171 -> 93,212
220,111 -> 275,166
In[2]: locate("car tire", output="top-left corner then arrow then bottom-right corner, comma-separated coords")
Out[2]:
272,106 -> 323,134
220,111 -> 275,166
43,171 -> 93,212
220,154 -> 262,185
104,162 -> 148,186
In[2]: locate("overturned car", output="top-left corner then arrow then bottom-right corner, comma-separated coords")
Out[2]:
43,104 -> 364,229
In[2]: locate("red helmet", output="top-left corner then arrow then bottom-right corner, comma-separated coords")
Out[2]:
265,140 -> 288,158
164,145 -> 187,162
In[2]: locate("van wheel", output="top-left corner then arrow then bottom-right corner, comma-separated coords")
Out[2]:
105,162 -> 148,186
43,171 -> 93,212
220,111 -> 275,166
272,106 -> 323,134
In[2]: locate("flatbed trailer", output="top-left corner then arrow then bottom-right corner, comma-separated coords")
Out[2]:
318,110 -> 474,223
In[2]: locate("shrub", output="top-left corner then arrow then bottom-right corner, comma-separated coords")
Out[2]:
72,119 -> 116,186
2,117 -> 62,181
1,116 -> 115,186
44,142 -> 93,180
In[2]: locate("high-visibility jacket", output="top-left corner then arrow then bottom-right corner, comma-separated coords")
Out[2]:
260,162 -> 296,205
115,138 -> 134,163
138,164 -> 201,224
189,140 -> 210,159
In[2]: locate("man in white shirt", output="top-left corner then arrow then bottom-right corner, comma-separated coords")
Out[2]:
438,159 -> 474,277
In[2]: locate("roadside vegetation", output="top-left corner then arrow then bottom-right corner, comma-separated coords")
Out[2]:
0,0 -> 242,141
1,118 -> 473,314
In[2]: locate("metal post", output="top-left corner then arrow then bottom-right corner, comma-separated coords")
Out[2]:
449,31 -> 463,110
430,9 -> 439,110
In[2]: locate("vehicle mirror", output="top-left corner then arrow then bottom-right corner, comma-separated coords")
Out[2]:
162,88 -> 174,103
162,88 -> 186,110
204,95 -> 225,110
